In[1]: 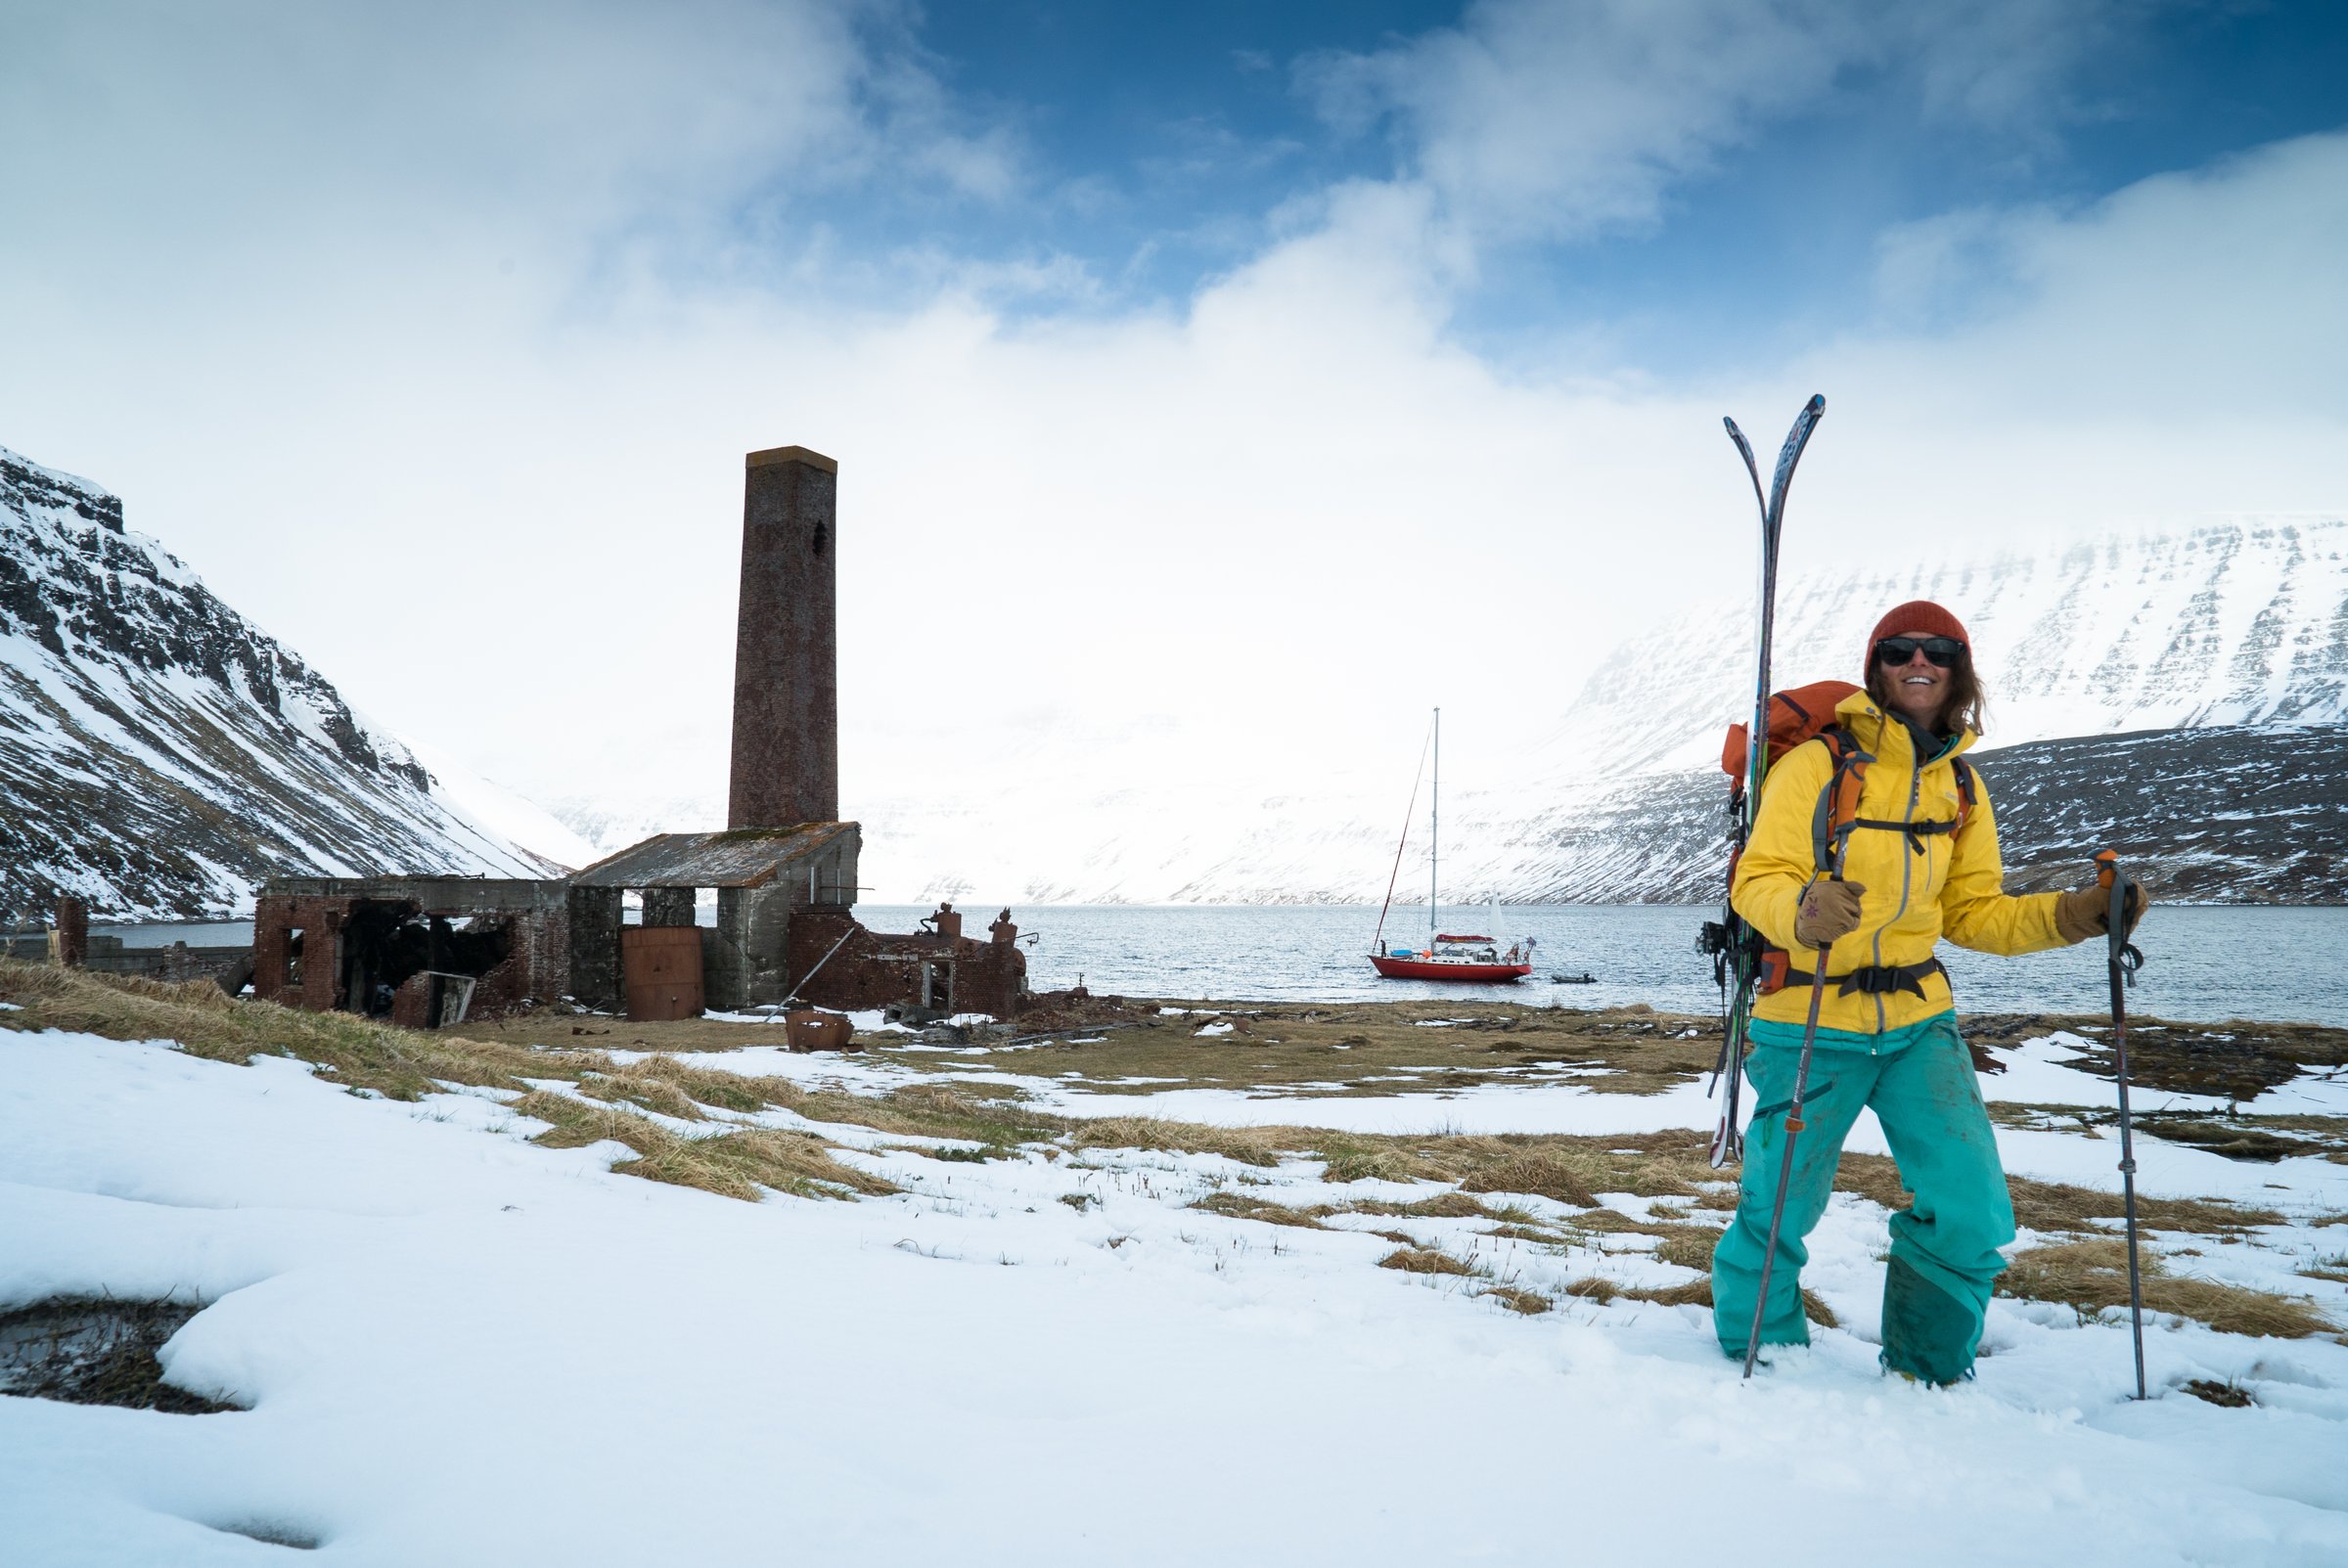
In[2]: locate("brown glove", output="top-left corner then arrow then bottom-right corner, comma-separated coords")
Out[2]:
2054,879 -> 2148,945
1793,878 -> 1867,951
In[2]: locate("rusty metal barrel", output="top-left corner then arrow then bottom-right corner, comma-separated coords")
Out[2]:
621,925 -> 704,1021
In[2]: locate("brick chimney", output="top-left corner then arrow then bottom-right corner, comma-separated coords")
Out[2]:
728,446 -> 838,829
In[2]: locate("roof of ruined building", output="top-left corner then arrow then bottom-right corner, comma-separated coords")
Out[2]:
567,822 -> 859,888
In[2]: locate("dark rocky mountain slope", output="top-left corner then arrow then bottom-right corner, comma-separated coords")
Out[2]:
0,444 -> 565,919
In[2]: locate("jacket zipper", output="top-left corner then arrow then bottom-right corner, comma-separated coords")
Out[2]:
1873,719 -> 1925,1038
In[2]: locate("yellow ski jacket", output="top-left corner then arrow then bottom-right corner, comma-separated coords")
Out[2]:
1733,689 -> 2066,1035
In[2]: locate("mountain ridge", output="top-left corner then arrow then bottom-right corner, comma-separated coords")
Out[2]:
0,444 -> 585,919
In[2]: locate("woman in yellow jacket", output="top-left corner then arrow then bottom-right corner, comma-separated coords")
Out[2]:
1710,600 -> 2143,1384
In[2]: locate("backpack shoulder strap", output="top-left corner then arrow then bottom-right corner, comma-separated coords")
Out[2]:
1809,725 -> 1874,874
1951,756 -> 1978,836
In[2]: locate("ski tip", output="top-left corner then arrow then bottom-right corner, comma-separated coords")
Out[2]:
1805,393 -> 1826,415
1723,416 -> 1740,436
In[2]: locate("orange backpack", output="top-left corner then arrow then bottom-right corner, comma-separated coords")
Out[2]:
1717,679 -> 1976,992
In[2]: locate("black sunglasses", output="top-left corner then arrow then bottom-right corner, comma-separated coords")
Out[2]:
1874,636 -> 1965,668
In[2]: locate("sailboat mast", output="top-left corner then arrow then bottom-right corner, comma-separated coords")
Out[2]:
1429,706 -> 1440,938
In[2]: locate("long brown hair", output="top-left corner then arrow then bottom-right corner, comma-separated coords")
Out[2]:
1869,649 -> 1988,739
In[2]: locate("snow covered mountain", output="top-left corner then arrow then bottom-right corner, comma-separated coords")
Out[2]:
756,518 -> 2346,906
0,444 -> 590,919
1519,517 -> 2348,787
1455,517 -> 2348,905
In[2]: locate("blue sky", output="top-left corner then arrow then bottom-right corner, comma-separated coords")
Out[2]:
2,0 -> 2345,818
786,1 -> 2348,368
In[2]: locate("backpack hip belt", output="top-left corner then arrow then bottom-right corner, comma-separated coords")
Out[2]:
1779,956 -> 1947,1001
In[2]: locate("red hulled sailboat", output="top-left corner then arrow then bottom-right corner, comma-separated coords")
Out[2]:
1368,707 -> 1535,983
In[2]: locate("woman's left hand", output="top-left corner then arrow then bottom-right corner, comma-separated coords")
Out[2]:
2054,878 -> 2148,945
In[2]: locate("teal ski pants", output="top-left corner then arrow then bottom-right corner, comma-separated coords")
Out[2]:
1710,1010 -> 2015,1383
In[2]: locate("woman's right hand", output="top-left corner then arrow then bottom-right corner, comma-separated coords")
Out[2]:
1793,878 -> 1868,951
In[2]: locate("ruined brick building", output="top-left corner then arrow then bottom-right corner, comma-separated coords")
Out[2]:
246,444 -> 1026,1026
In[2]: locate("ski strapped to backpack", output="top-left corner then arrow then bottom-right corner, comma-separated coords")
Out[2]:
1703,678 -> 1978,997
1698,395 -> 1827,1169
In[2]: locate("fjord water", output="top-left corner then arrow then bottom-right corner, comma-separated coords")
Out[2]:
866,904 -> 2348,1026
92,905 -> 2345,1025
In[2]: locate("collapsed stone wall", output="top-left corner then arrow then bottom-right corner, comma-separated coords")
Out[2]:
785,909 -> 1027,1018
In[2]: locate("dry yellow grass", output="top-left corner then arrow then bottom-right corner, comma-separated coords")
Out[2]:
1835,1148 -> 2283,1235
1191,1190 -> 1329,1230
1,959 -> 894,1206
1461,1153 -> 1602,1208
616,1129 -> 899,1202
1378,1246 -> 1480,1277
1999,1239 -> 2337,1339
1619,1279 -> 1714,1310
1479,1285 -> 1554,1316
1650,1227 -> 1726,1273
507,1089 -> 895,1201
12,955 -> 2332,1335
1340,1192 -> 1500,1221
1061,1115 -> 1290,1167
0,955 -> 585,1101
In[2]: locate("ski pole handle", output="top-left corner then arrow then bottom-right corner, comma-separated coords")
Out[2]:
2091,849 -> 2145,986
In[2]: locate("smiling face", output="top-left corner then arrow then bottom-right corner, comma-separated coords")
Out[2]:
1879,627 -> 1949,726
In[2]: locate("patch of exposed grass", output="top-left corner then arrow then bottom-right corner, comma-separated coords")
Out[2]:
577,1070 -> 706,1123
1379,1246 -> 1480,1277
1061,1116 -> 1287,1168
1832,1152 -> 1914,1211
506,1089 -> 892,1201
619,1128 -> 898,1202
1618,1279 -> 1713,1310
608,1055 -> 768,1115
0,955 -> 586,1102
1604,1277 -> 1837,1326
2184,1377 -> 2255,1408
1340,1192 -> 1497,1221
1833,1147 -> 2282,1236
1651,1227 -> 1725,1273
506,1089 -> 665,1154
821,999 -> 1730,1101
1462,1153 -> 1601,1208
1561,1208 -> 1665,1237
1999,1239 -> 2337,1339
919,1144 -> 1006,1164
1191,1190 -> 1329,1230
816,1083 -> 1063,1150
1479,1285 -> 1553,1316
1562,1276 -> 1619,1303
2133,1115 -> 2320,1164
2009,1179 -> 2282,1237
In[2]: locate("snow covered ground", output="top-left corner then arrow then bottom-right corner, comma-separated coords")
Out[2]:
4,1026 -> 2345,1565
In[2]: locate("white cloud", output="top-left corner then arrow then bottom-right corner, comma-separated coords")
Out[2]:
0,2 -> 2339,902
1293,0 -> 2148,245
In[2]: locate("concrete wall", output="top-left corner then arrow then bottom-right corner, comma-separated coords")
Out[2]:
2,932 -> 250,989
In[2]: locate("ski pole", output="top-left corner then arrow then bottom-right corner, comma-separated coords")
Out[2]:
2096,848 -> 2148,1401
1742,869 -> 1840,1380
